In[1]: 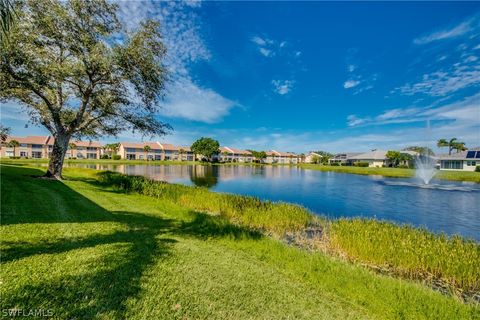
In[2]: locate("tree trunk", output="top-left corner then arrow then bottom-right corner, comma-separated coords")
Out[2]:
44,133 -> 70,179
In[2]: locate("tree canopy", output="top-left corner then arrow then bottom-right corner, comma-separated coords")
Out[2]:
0,124 -> 11,142
0,0 -> 170,178
190,137 -> 220,161
437,138 -> 466,155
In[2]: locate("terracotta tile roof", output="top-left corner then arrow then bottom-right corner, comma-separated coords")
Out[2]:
120,141 -> 162,150
226,147 -> 252,155
159,143 -> 191,152
5,136 -> 50,145
70,140 -> 102,148
271,150 -> 298,157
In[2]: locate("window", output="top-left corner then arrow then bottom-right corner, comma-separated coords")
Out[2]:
32,151 -> 42,158
77,153 -> 84,159
32,144 -> 43,149
126,148 -> 137,153
87,147 -> 97,151
441,160 -> 462,169
20,143 -> 28,147
126,154 -> 136,160
467,161 -> 476,166
20,151 -> 28,157
87,153 -> 97,159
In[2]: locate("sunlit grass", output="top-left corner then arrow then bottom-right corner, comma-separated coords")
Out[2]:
1,165 -> 479,319
97,170 -> 480,297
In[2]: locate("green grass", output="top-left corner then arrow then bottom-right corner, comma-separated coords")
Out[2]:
299,164 -> 480,183
1,164 -> 479,319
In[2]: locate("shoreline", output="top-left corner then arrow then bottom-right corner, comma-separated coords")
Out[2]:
1,158 -> 479,183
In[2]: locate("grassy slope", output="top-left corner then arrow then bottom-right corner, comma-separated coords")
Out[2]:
299,164 -> 480,183
1,165 -> 479,319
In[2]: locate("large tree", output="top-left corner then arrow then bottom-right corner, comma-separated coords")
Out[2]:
190,137 -> 220,162
0,0 -> 170,178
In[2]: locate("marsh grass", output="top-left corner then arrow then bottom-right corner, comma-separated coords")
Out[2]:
98,172 -> 312,236
98,171 -> 480,298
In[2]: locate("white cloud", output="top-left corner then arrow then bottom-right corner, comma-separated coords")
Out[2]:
0,101 -> 30,122
397,63 -> 480,96
343,80 -> 360,89
413,20 -> 473,45
272,80 -> 294,95
259,47 -> 273,57
162,77 -> 236,123
348,64 -> 357,72
117,1 -> 235,124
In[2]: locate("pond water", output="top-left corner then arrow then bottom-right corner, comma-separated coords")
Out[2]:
69,164 -> 480,240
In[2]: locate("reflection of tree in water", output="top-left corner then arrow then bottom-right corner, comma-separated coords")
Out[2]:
190,165 -> 219,188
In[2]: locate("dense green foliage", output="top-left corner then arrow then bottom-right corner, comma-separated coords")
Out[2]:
190,137 -> 220,161
0,0 -> 170,177
354,161 -> 369,167
1,164 -> 478,319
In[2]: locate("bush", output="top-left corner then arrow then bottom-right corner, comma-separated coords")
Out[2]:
475,166 -> 480,173
397,164 -> 409,169
112,155 -> 121,160
9,156 -> 20,159
330,162 -> 340,166
354,162 -> 369,167
100,154 -> 110,159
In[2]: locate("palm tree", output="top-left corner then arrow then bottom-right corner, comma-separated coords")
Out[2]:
143,145 -> 151,161
452,141 -> 467,153
68,142 -> 77,159
179,148 -> 185,161
1,0 -> 16,45
437,139 -> 449,153
7,139 -> 19,157
0,124 -> 11,142
437,138 -> 464,155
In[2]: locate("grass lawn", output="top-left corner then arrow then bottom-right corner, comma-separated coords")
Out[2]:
299,164 -> 480,183
1,164 -> 479,319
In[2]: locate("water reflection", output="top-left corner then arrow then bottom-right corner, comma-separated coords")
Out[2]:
190,166 -> 218,188
63,163 -> 480,240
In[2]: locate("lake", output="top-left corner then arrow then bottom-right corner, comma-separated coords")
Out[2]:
70,164 -> 480,240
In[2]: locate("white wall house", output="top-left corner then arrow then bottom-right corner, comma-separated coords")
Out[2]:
438,148 -> 479,171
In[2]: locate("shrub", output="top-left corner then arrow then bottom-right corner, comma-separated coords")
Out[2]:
100,154 -> 110,159
354,162 -> 369,167
476,166 -> 480,173
330,162 -> 340,166
397,164 -> 409,169
9,156 -> 20,159
112,155 -> 121,160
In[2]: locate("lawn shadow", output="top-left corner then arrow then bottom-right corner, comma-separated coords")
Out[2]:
1,164 -> 263,318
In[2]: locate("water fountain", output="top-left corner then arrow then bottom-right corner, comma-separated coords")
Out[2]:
414,154 -> 437,185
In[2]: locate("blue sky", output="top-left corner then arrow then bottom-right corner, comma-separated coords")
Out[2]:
2,1 -> 480,153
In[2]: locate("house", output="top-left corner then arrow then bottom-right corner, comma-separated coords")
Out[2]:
265,150 -> 300,164
328,152 -> 362,166
348,150 -> 389,167
348,149 -> 418,167
63,140 -> 103,159
217,147 -> 253,163
304,152 -> 322,164
438,148 -> 480,171
119,142 -> 164,160
158,143 -> 194,161
118,142 -> 194,161
1,136 -> 51,158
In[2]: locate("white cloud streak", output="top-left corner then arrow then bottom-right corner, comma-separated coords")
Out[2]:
413,20 -> 473,45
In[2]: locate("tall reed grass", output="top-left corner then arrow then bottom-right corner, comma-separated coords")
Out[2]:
97,171 -> 480,297
99,172 -> 312,235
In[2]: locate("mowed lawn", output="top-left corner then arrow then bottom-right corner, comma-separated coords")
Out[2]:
1,164 -> 478,319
